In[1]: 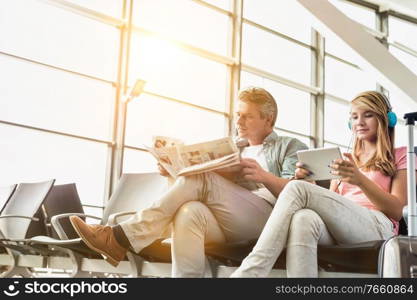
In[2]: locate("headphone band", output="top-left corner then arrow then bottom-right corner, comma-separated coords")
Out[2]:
380,92 -> 392,112
348,91 -> 397,129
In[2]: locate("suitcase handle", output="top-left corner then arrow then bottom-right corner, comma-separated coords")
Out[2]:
404,112 -> 417,237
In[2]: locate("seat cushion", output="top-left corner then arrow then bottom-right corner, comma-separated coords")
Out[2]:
205,239 -> 385,274
136,238 -> 385,274
317,240 -> 384,273
138,239 -> 172,262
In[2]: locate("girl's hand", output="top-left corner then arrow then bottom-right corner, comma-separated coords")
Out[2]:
294,162 -> 313,180
330,153 -> 364,186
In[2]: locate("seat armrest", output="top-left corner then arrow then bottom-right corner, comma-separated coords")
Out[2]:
0,215 -> 39,222
82,204 -> 104,209
51,213 -> 102,240
107,211 -> 137,226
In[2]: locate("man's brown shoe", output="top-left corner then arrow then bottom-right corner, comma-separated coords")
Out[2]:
69,216 -> 127,267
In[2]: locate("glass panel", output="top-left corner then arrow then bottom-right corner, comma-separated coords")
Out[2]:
325,56 -> 376,100
329,0 -> 376,29
123,148 -> 159,173
125,94 -> 226,147
129,33 -> 228,112
325,1 -> 376,62
0,0 -> 119,80
0,56 -> 114,141
324,98 -> 352,146
63,0 -> 123,18
395,124 -> 417,148
132,0 -> 229,55
202,0 -> 231,11
0,124 -> 108,209
275,130 -> 311,147
325,38 -> 362,64
240,72 -> 311,135
389,47 -> 417,76
243,0 -> 312,44
385,86 -> 417,123
389,16 -> 417,52
83,206 -> 104,220
242,23 -> 311,85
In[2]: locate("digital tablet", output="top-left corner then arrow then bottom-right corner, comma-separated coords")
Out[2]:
296,147 -> 343,181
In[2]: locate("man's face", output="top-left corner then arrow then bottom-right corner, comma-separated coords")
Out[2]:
235,101 -> 272,142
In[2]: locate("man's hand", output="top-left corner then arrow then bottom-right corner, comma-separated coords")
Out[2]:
215,165 -> 242,180
240,158 -> 268,183
157,162 -> 170,177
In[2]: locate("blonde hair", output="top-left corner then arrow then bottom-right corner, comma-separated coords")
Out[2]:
238,86 -> 278,128
351,91 -> 396,176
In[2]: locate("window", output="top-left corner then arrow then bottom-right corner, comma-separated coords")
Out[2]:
125,94 -> 226,147
129,33 -> 228,112
325,56 -> 376,100
62,0 -> 123,18
0,124 -> 108,209
132,0 -> 229,56
275,130 -> 311,147
242,23 -> 311,85
389,16 -> 417,52
385,87 -> 417,125
240,71 -> 311,136
123,149 -> 159,173
0,0 -> 119,80
325,37 -> 362,64
395,124 -> 417,148
243,0 -> 312,44
202,0 -> 230,11
329,0 -> 376,30
324,98 -> 351,146
0,56 -> 115,140
389,47 -> 417,77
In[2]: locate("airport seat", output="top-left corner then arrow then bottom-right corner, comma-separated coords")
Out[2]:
91,172 -> 401,278
0,184 -> 17,214
0,182 -> 101,278
0,179 -> 55,277
41,173 -> 171,277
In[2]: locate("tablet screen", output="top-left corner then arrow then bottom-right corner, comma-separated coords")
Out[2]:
296,147 -> 343,181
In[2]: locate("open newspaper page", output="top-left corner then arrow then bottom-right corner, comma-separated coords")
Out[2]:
146,136 -> 260,191
152,136 -> 183,149
145,136 -> 184,178
176,137 -> 240,176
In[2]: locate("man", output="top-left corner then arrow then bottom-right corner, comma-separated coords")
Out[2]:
70,87 -> 308,276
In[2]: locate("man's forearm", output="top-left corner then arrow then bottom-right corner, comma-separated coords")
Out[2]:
263,172 -> 291,198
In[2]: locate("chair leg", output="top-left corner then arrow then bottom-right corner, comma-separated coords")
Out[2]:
46,247 -> 90,278
0,247 -> 19,278
2,266 -> 34,278
207,257 -> 220,278
127,252 -> 144,277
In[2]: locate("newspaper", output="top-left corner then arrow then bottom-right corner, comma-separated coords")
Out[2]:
145,136 -> 240,178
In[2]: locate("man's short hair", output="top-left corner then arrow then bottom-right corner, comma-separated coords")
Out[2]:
238,86 -> 278,127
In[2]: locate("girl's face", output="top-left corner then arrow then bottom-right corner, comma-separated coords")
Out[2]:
350,103 -> 379,142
